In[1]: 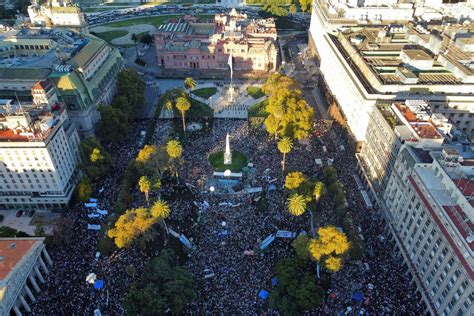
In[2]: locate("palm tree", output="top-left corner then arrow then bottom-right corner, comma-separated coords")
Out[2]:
313,181 -> 326,203
165,99 -> 173,112
287,193 -> 308,216
139,176 -> 151,205
175,97 -> 191,137
277,137 -> 293,172
184,77 -> 196,91
151,199 -> 171,234
166,140 -> 183,177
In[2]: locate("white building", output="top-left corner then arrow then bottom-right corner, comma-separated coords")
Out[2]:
0,238 -> 53,316
0,96 -> 80,211
309,1 -> 474,147
383,145 -> 474,315
27,0 -> 87,30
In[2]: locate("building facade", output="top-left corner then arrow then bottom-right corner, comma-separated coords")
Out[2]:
27,0 -> 87,31
383,145 -> 473,315
309,1 -> 474,145
0,28 -> 124,136
154,10 -> 278,72
0,95 -> 80,210
0,238 -> 53,316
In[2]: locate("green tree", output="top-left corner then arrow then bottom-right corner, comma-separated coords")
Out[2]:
175,97 -> 191,136
292,234 -> 311,260
184,77 -> 197,90
77,178 -> 93,202
139,176 -> 151,205
286,193 -> 308,216
124,249 -> 196,315
117,69 -> 145,111
34,222 -> 46,237
277,137 -> 293,172
98,105 -> 130,143
269,257 -> 325,314
140,33 -> 153,44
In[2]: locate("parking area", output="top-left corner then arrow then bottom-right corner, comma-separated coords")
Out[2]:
0,210 -> 58,235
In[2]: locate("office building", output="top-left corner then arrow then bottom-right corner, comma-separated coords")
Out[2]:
309,2 -> 474,146
382,144 -> 473,315
0,28 -> 124,135
0,94 -> 80,210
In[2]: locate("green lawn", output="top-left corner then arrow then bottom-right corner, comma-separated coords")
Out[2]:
91,30 -> 128,43
247,86 -> 265,99
191,87 -> 217,99
189,98 -> 213,118
208,150 -> 248,172
248,99 -> 269,117
103,14 -> 213,27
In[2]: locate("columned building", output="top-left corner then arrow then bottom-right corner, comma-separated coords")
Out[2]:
0,238 -> 53,316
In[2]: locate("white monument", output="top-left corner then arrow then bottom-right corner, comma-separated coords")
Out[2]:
224,133 -> 232,165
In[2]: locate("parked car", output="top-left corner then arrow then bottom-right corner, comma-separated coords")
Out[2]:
16,210 -> 23,217
28,209 -> 35,217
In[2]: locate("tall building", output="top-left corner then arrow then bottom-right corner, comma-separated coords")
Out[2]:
309,1 -> 474,146
0,93 -> 80,211
355,101 -> 474,314
0,238 -> 52,316
382,144 -> 473,315
27,0 -> 87,31
0,28 -> 124,135
154,10 -> 278,72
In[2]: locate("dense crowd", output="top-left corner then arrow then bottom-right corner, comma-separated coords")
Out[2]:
30,115 -> 424,315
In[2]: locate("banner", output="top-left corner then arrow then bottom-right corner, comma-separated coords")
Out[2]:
259,234 -> 275,250
179,234 -> 193,249
275,230 -> 296,238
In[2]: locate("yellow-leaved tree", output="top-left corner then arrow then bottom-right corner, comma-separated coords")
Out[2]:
285,171 -> 306,190
308,225 -> 350,272
151,199 -> 171,234
108,208 -> 157,248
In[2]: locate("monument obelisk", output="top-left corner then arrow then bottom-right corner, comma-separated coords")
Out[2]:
224,133 -> 232,165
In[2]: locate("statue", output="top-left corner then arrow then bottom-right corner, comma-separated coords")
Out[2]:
224,133 -> 232,165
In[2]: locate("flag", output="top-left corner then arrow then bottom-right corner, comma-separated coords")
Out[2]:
227,53 -> 233,78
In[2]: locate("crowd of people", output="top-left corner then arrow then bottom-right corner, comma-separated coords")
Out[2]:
29,114 -> 425,315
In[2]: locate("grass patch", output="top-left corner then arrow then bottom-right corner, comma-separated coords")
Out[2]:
208,150 -> 248,172
247,86 -> 265,99
191,87 -> 217,99
91,30 -> 128,43
103,14 -> 213,27
248,99 -> 269,117
189,98 -> 213,118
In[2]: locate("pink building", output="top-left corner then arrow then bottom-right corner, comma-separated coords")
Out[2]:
154,9 -> 278,72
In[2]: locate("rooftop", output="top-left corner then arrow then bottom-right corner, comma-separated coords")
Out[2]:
336,23 -> 474,87
0,239 -> 37,280
0,101 -> 65,143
